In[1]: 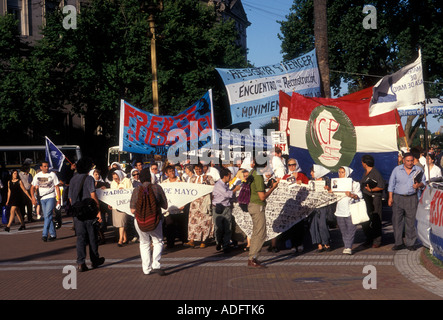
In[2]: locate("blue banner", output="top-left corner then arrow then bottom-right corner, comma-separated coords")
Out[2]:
119,90 -> 214,156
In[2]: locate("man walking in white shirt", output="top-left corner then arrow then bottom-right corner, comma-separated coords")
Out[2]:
31,161 -> 61,241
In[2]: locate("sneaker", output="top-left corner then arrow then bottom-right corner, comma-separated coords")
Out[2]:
48,236 -> 56,241
343,248 -> 352,255
42,236 -> 48,242
247,258 -> 267,269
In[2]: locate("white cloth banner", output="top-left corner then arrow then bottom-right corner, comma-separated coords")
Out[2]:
397,98 -> 443,116
428,186 -> 443,261
96,188 -> 134,216
369,51 -> 425,117
96,182 -> 214,217
232,180 -> 345,241
216,49 -> 321,124
416,186 -> 436,248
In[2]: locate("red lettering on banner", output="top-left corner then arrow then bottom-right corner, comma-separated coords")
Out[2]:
430,190 -> 443,227
196,116 -> 211,132
134,110 -> 148,142
148,116 -> 162,131
161,117 -> 174,131
124,103 -> 136,127
316,117 -> 339,145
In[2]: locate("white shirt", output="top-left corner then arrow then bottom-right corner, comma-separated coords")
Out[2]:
272,156 -> 286,179
424,164 -> 442,181
32,171 -> 60,200
334,180 -> 362,218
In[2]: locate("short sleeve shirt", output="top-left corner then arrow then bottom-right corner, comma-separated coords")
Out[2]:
249,169 -> 265,206
32,171 -> 59,200
68,174 -> 96,203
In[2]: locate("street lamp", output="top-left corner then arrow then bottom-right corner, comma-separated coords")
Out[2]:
140,0 -> 163,115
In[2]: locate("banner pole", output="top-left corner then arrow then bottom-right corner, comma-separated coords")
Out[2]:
119,100 -> 124,152
209,89 -> 216,145
423,100 -> 432,186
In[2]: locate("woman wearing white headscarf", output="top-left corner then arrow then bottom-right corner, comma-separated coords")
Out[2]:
308,164 -> 332,252
110,169 -> 132,247
334,166 -> 362,255
130,168 -> 142,188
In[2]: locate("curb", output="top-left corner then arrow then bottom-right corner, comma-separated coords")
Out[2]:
394,247 -> 443,298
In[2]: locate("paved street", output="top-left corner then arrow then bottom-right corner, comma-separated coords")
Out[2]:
1,209 -> 443,305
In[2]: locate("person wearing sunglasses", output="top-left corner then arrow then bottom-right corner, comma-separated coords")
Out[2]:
282,159 -> 309,184
130,169 -> 141,188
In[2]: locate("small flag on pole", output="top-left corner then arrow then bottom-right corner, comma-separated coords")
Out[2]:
45,137 -> 65,172
369,50 -> 425,117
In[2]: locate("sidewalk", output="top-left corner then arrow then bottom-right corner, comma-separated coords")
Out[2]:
1,213 -> 443,300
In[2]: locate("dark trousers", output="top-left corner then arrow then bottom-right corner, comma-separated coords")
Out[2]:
164,212 -> 188,247
361,193 -> 383,245
212,205 -> 232,248
74,217 -> 100,265
392,194 -> 418,247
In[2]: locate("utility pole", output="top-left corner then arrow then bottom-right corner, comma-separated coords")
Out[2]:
141,0 -> 163,115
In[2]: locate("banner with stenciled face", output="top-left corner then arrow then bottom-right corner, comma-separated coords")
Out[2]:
285,87 -> 399,180
216,50 -> 321,126
119,90 -> 213,156
232,180 -> 344,241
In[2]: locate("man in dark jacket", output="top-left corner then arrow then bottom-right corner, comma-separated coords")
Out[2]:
68,157 -> 105,272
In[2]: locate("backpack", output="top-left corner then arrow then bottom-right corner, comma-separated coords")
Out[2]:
135,184 -> 160,232
237,171 -> 254,212
70,175 -> 98,221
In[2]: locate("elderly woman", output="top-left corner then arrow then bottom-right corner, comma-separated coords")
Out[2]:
184,163 -> 215,248
308,164 -> 332,252
110,169 -> 132,247
334,166 -> 362,255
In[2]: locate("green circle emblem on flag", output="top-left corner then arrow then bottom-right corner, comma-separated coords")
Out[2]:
305,105 -> 357,172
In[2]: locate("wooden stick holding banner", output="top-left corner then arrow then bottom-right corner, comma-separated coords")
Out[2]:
424,100 -> 432,185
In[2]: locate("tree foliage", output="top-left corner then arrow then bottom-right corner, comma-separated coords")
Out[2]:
0,0 -> 247,153
278,0 -> 443,98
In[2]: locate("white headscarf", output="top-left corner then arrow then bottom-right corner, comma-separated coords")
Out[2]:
130,168 -> 140,181
89,169 -> 104,182
113,169 -> 126,182
341,166 -> 353,178
110,162 -> 122,170
240,157 -> 253,172
288,159 -> 302,173
312,164 -> 330,179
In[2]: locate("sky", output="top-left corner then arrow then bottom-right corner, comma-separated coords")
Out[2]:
242,0 -> 442,133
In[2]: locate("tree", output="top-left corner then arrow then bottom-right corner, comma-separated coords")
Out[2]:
1,0 -> 246,161
278,0 -> 443,145
313,0 -> 330,98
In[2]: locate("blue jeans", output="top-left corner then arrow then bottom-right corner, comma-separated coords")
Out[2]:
41,197 -> 56,238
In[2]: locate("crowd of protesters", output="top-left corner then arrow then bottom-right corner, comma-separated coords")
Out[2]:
1,144 -> 442,274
